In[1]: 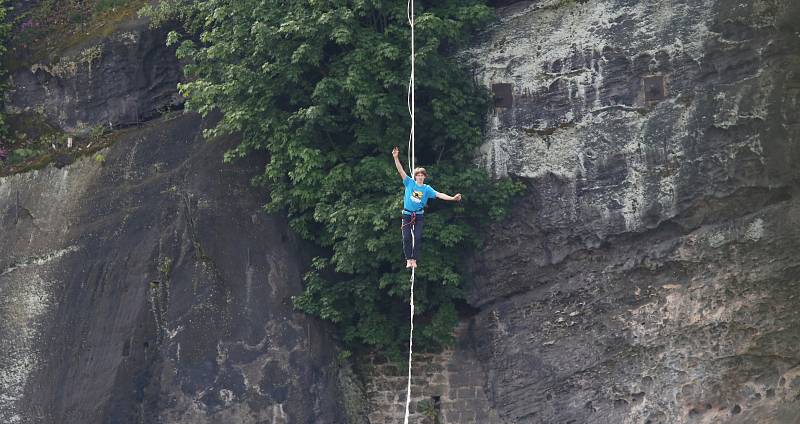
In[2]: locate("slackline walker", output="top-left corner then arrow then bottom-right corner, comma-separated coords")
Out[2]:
393,2 -> 463,421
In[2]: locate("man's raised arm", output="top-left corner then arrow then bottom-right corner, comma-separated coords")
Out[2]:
392,147 -> 408,180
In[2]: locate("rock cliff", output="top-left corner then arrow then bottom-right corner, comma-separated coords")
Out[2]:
0,12 -> 344,421
0,113 -> 349,423
462,0 -> 800,422
7,17 -> 182,133
0,113 -> 346,423
2,0 -> 799,423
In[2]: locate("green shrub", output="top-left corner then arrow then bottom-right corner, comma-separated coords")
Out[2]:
145,0 -> 522,358
95,0 -> 130,13
8,147 -> 42,164
90,124 -> 108,140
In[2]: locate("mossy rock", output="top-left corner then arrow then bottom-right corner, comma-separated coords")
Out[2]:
6,0 -> 149,72
7,111 -> 60,142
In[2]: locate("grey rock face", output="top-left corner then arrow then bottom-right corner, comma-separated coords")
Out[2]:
460,0 -> 800,422
4,0 -> 800,423
7,18 -> 183,134
0,114 -> 344,423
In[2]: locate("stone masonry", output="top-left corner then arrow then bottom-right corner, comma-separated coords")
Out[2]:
362,324 -> 501,424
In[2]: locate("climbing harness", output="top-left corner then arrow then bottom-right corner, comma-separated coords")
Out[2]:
403,0 -> 416,422
401,211 -> 418,229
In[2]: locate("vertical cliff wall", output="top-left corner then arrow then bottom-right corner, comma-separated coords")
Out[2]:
0,113 -> 346,423
7,17 -> 183,133
0,114 -> 346,423
0,11 -> 346,421
463,0 -> 800,422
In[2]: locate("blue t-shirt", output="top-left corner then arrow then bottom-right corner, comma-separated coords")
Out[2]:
403,175 -> 437,214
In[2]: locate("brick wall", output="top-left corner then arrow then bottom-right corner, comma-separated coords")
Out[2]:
362,324 -> 501,424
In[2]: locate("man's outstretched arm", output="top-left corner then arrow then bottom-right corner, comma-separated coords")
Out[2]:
392,146 -> 408,180
436,192 -> 462,202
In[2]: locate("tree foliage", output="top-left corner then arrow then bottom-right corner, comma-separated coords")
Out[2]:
145,0 -> 522,358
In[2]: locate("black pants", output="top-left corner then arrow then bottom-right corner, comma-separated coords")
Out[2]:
401,213 -> 424,260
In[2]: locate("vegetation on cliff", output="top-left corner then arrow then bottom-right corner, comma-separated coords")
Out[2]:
143,0 -> 521,358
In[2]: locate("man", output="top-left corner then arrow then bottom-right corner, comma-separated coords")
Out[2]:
392,146 -> 462,268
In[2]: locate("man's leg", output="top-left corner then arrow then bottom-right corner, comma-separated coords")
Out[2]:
410,215 -> 424,267
402,215 -> 414,262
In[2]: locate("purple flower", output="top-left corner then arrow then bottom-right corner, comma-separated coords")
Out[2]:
0,147 -> 8,161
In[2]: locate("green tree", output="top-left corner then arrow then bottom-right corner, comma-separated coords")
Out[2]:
144,0 -> 521,358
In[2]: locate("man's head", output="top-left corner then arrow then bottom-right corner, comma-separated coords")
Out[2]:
412,167 -> 427,184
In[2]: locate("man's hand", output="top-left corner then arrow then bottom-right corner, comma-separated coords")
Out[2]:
392,146 -> 399,159
454,194 -> 462,202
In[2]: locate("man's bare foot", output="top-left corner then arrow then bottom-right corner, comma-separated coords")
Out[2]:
410,259 -> 417,268
406,260 -> 412,268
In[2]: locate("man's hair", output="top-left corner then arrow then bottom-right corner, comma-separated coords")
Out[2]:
412,167 -> 427,177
